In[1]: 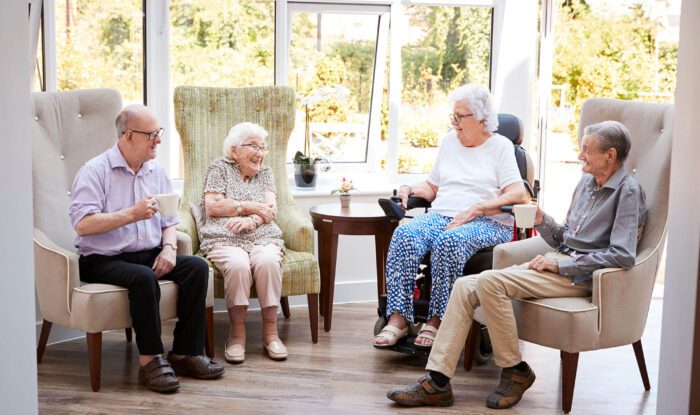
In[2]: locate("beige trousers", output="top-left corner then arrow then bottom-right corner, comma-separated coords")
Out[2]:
426,253 -> 591,378
207,244 -> 283,309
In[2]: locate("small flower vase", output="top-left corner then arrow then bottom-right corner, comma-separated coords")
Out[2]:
339,194 -> 351,208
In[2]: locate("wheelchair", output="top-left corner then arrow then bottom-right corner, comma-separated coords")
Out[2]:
375,113 -> 539,363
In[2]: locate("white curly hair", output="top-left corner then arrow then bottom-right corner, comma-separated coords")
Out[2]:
223,122 -> 269,158
448,84 -> 499,133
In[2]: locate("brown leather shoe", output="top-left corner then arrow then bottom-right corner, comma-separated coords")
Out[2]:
167,353 -> 225,380
138,356 -> 180,393
387,374 -> 454,407
486,362 -> 536,409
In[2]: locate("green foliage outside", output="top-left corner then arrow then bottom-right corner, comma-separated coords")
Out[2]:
552,1 -> 677,141
404,124 -> 440,148
55,0 -> 144,102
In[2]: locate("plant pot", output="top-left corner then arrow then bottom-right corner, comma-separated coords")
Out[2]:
294,162 -> 318,188
339,194 -> 351,208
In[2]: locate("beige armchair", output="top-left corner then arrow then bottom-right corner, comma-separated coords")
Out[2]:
32,89 -> 215,392
465,98 -> 672,413
174,85 -> 320,343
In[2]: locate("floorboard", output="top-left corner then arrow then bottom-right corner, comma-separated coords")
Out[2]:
38,300 -> 661,414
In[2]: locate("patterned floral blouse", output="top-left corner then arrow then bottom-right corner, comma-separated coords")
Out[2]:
198,157 -> 284,255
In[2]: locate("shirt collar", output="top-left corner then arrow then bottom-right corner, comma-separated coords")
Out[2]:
107,144 -> 156,175
601,167 -> 627,190
585,167 -> 627,191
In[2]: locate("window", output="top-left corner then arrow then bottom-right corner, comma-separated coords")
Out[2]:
54,0 -> 145,104
398,5 -> 492,174
170,0 -> 275,89
541,0 -> 679,221
287,6 -> 387,166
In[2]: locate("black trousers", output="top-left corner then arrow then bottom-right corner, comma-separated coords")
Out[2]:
79,248 -> 209,356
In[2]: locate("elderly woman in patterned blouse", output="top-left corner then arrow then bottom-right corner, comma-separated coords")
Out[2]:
199,122 -> 287,363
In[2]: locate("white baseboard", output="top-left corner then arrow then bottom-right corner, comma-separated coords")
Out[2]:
36,280 -> 379,345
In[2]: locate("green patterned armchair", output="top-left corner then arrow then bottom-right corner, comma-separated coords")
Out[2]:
174,86 -> 319,343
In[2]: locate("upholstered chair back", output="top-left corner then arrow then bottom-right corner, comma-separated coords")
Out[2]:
32,89 -> 123,251
578,98 -> 673,260
174,86 -> 297,253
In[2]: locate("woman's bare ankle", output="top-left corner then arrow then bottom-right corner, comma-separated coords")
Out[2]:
388,314 -> 409,329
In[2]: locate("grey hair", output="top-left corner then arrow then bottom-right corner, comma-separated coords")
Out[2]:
583,120 -> 631,163
448,84 -> 499,132
223,122 -> 269,158
115,104 -> 153,137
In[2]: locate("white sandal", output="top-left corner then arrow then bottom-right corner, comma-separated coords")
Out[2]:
414,325 -> 439,350
373,324 -> 409,348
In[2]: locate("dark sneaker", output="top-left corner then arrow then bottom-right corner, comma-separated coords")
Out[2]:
167,353 -> 225,380
486,362 -> 536,409
387,374 -> 454,407
138,356 -> 180,393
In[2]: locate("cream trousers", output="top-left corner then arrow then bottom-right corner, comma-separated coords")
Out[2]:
426,253 -> 591,378
207,244 -> 283,309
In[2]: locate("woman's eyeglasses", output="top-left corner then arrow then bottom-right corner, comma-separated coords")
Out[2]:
239,143 -> 269,154
449,113 -> 474,124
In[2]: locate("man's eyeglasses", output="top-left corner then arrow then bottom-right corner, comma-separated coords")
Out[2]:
450,113 -> 474,124
239,143 -> 269,154
124,127 -> 164,140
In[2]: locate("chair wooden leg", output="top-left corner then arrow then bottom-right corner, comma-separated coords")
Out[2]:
37,319 -> 52,364
463,320 -> 480,371
86,332 -> 102,392
561,351 -> 579,414
125,328 -> 133,343
204,306 -> 215,358
281,296 -> 291,319
632,340 -> 651,390
308,294 -> 319,344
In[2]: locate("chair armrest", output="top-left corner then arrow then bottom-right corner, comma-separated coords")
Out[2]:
33,228 -> 79,326
276,205 -> 314,254
592,249 -> 660,348
177,205 -> 200,255
492,236 -> 553,269
176,231 -> 193,256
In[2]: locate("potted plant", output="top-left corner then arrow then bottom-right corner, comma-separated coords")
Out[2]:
293,151 -> 321,189
331,177 -> 356,208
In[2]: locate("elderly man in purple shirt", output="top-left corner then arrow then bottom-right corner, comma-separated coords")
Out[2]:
70,104 -> 224,393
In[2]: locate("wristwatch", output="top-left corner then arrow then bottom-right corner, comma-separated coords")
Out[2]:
162,243 -> 177,251
236,201 -> 243,215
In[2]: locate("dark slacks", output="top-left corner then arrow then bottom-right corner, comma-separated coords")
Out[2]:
79,248 -> 209,356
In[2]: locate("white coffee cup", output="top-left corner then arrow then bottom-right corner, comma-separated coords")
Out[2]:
155,194 -> 179,217
513,203 -> 537,229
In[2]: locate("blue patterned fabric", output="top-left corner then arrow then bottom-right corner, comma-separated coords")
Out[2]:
385,212 -> 512,321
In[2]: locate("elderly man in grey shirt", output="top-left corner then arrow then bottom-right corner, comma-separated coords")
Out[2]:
386,120 -> 647,410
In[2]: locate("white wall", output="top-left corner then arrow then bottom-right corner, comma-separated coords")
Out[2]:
657,0 -> 700,412
0,2 -> 39,413
491,0 -> 538,148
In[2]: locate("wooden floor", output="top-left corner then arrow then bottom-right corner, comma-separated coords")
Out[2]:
38,300 -> 661,415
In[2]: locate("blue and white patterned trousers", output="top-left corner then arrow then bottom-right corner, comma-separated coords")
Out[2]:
385,212 -> 513,322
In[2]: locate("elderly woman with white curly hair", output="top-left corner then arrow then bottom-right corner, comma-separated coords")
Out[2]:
199,122 -> 287,363
373,84 -> 530,350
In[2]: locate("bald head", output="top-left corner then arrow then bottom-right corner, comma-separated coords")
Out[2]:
115,104 -> 158,138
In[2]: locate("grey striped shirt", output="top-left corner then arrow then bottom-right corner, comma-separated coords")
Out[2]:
535,167 -> 647,282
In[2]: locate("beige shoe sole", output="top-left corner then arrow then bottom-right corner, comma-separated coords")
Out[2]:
224,340 -> 245,363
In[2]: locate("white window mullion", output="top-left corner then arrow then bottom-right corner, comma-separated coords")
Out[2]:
366,12 -> 390,170
43,0 -> 57,92
275,0 -> 289,85
387,0 -> 403,178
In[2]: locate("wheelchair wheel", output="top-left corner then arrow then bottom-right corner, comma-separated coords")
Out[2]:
373,316 -> 388,336
473,325 -> 493,364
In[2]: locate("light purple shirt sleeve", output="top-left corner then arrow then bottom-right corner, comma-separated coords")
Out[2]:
69,164 -> 105,229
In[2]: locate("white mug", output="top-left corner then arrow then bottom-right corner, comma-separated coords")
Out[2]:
513,203 -> 537,229
155,193 -> 179,217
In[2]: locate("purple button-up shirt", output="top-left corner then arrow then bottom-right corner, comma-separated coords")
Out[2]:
70,145 -> 178,256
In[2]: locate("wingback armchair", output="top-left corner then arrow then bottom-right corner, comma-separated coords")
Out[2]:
173,85 -> 320,343
470,98 -> 673,413
33,89 -> 215,392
